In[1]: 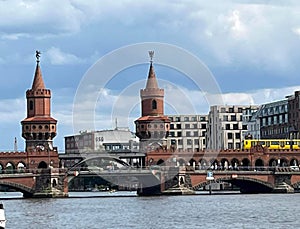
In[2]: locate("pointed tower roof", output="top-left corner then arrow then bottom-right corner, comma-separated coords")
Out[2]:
31,63 -> 46,90
145,51 -> 159,89
31,50 -> 45,90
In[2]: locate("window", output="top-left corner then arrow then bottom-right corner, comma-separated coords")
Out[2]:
221,107 -> 226,113
175,117 -> 180,122
170,124 -> 174,129
226,124 -> 230,130
194,139 -> 199,145
235,133 -> 241,139
185,124 -> 190,129
29,100 -> 34,110
177,132 -> 182,137
228,133 -> 233,139
193,131 -> 198,137
223,115 -> 228,121
186,131 -> 191,137
231,115 -> 236,121
193,124 -> 198,129
233,124 -> 238,130
187,139 -> 192,145
201,124 -> 206,129
176,124 -> 181,129
152,100 -> 157,109
242,125 -> 247,130
184,116 -> 189,121
191,116 -> 197,121
228,143 -> 233,149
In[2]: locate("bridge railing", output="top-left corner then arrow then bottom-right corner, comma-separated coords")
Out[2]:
0,168 -> 68,175
184,165 -> 299,172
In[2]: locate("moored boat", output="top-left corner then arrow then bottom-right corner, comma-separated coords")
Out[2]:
0,203 -> 5,229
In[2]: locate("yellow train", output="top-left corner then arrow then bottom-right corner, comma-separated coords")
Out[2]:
242,139 -> 300,150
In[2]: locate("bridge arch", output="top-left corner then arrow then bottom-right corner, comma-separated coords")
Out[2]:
0,180 -> 33,197
193,176 -> 274,194
68,155 -> 131,172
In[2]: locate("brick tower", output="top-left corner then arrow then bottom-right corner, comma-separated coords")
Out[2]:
21,51 -> 57,154
135,51 -> 170,152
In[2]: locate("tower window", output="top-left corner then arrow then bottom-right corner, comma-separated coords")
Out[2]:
29,101 -> 34,110
152,100 -> 157,109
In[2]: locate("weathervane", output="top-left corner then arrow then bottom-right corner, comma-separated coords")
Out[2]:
148,50 -> 154,63
36,50 -> 41,63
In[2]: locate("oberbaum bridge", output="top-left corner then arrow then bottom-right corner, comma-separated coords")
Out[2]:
1,51 -> 300,197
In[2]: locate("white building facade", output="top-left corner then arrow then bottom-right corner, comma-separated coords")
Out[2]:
206,105 -> 258,150
64,128 -> 139,154
167,114 -> 208,152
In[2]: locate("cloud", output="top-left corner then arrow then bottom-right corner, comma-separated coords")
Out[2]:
45,47 -> 84,65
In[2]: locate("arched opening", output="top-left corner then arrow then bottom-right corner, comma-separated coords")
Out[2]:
0,164 -> 3,174
279,158 -> 288,167
177,158 -> 186,166
290,158 -> 298,166
17,162 -> 26,172
189,159 -> 196,168
255,159 -> 264,171
199,159 -> 208,170
210,159 -> 219,170
156,159 -> 165,166
52,178 -> 57,187
231,158 -> 240,170
38,161 -> 48,169
242,158 -> 250,170
221,158 -> 229,170
5,162 -> 15,173
152,100 -> 157,109
269,158 -> 278,167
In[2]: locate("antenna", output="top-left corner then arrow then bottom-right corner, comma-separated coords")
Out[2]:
14,137 -> 17,152
115,118 -> 118,130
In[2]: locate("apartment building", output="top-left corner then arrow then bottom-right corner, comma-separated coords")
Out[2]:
206,105 -> 257,150
167,114 -> 208,152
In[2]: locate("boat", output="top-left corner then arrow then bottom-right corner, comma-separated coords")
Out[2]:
0,203 -> 5,229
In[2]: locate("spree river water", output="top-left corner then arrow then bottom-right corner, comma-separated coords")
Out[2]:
1,191 -> 300,229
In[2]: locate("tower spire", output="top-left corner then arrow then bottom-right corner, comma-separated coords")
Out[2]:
146,50 -> 158,89
32,50 -> 45,90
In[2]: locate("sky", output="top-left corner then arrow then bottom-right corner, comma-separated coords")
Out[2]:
0,0 -> 300,152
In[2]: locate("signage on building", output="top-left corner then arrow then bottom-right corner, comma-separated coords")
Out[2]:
206,171 -> 214,180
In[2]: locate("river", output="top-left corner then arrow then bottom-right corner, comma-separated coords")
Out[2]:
1,191 -> 299,229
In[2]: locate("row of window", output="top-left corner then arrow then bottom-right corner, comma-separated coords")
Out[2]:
170,123 -> 207,129
261,114 -> 288,126
170,138 -> 206,145
169,131 -> 206,137
168,116 -> 207,122
222,115 -> 243,121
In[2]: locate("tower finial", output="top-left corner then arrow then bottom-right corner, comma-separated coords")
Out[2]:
36,50 -> 41,63
148,50 -> 154,63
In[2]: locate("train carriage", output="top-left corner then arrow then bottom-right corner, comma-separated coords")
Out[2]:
242,139 -> 300,150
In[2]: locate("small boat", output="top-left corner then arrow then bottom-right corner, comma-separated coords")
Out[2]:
0,203 -> 5,229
